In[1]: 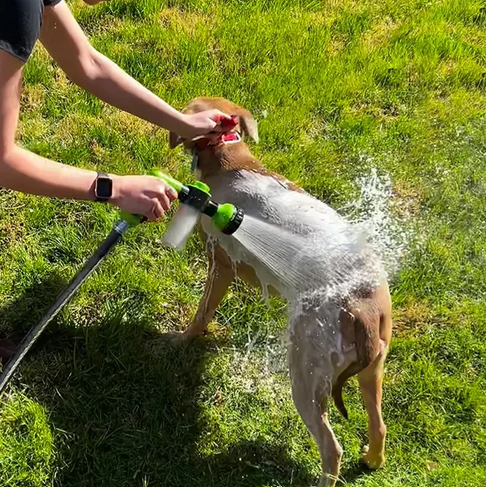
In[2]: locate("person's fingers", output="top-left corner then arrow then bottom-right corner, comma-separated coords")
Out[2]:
152,200 -> 165,221
144,203 -> 157,222
209,110 -> 232,132
159,191 -> 171,211
145,213 -> 156,222
143,200 -> 162,222
210,110 -> 232,122
166,186 -> 178,201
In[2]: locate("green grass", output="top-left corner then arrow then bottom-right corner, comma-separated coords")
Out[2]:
2,0 -> 486,485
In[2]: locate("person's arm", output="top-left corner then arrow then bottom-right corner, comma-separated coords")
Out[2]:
0,50 -> 98,199
0,50 -> 175,221
40,1 -> 229,140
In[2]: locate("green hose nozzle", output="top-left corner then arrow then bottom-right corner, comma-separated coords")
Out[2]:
212,203 -> 244,235
152,170 -> 184,193
119,212 -> 144,227
121,170 -> 244,236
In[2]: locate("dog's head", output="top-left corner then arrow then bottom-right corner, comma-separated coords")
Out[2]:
169,97 -> 259,150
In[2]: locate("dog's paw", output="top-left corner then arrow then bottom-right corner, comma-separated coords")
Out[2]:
166,330 -> 205,345
317,473 -> 338,487
166,331 -> 193,345
361,445 -> 385,470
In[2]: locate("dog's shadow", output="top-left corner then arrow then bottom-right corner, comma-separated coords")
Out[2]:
0,277 -> 315,486
0,277 -> 369,487
339,462 -> 374,485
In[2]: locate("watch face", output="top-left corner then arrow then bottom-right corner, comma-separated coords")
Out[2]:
96,177 -> 113,199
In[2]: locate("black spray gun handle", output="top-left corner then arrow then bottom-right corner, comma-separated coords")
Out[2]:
119,170 -> 243,235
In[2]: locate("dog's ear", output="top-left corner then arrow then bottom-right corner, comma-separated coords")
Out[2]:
169,131 -> 184,149
236,108 -> 259,143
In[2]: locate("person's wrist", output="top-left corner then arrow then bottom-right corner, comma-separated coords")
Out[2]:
107,174 -> 122,206
169,112 -> 190,138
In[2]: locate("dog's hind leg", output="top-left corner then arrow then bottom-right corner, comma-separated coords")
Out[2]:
358,285 -> 392,469
358,343 -> 388,469
289,338 -> 342,487
183,245 -> 235,340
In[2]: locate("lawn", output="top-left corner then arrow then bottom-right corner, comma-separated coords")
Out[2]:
1,0 -> 486,485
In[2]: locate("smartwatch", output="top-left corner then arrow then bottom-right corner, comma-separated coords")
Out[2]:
94,172 -> 113,202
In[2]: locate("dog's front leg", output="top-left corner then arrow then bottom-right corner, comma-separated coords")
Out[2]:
183,246 -> 235,340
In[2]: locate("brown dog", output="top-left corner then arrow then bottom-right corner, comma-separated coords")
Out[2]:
169,98 -> 392,487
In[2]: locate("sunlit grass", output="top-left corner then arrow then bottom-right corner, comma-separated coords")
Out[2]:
1,0 -> 486,485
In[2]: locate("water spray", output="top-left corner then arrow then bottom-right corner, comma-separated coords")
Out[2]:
0,171 -> 244,395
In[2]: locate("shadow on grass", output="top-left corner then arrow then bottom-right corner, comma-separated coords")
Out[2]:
0,273 -> 68,366
0,275 -> 313,486
339,462 -> 375,485
0,278 -> 374,487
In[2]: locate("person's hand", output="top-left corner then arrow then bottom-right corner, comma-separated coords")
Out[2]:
109,175 -> 178,222
178,110 -> 233,140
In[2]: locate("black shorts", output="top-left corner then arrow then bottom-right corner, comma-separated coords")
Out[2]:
0,0 -> 62,63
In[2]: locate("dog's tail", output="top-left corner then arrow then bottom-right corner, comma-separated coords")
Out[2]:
332,311 -> 384,420
332,363 -> 365,420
